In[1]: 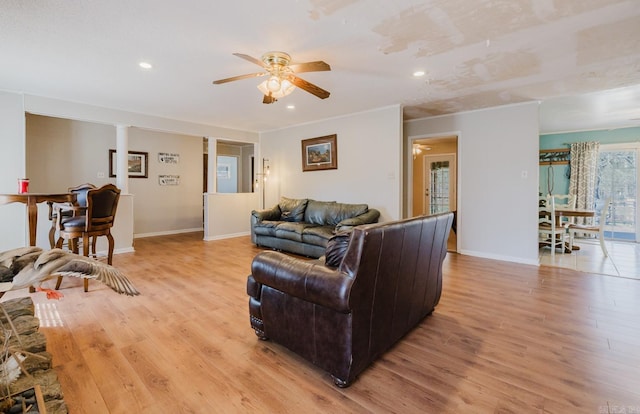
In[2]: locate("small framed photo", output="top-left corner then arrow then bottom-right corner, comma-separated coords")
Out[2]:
109,150 -> 148,178
301,134 -> 337,172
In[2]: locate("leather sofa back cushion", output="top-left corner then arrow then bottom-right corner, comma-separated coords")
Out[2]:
324,231 -> 352,267
304,200 -> 368,226
278,197 -> 308,222
324,202 -> 368,226
304,200 -> 336,224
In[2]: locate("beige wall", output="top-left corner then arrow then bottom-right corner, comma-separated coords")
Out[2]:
26,114 -> 204,237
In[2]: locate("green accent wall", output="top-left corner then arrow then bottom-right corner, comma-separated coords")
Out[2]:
539,126 -> 640,196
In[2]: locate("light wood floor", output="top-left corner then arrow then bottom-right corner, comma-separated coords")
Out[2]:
5,232 -> 640,413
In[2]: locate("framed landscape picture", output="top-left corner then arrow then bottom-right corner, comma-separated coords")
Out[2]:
109,149 -> 149,178
301,134 -> 337,172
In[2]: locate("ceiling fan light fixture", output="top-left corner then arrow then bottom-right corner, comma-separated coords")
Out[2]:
257,78 -> 296,99
267,76 -> 281,92
214,51 -> 329,103
280,79 -> 295,96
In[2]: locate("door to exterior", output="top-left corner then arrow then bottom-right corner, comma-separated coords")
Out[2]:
423,154 -> 457,215
597,144 -> 639,242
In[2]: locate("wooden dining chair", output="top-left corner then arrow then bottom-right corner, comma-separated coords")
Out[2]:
54,183 -> 121,292
539,196 -> 567,256
47,183 -> 96,248
546,194 -> 576,226
568,198 -> 611,257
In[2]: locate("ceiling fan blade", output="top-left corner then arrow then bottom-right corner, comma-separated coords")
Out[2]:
263,94 -> 277,104
288,75 -> 330,99
233,53 -> 267,68
288,61 -> 331,73
212,72 -> 266,84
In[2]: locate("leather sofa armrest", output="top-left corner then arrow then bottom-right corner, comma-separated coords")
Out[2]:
335,208 -> 380,232
250,251 -> 353,312
251,205 -> 281,222
251,205 -> 281,243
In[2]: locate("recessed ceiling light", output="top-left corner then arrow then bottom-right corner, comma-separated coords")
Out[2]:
413,70 -> 425,77
286,104 -> 295,110
139,62 -> 152,69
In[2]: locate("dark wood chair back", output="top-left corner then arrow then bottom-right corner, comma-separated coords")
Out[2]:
54,184 -> 121,292
47,183 -> 96,247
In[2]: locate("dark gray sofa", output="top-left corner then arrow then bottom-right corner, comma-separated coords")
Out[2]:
250,197 -> 380,258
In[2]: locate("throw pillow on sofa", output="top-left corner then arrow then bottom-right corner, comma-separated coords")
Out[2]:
325,231 -> 352,267
279,197 -> 308,222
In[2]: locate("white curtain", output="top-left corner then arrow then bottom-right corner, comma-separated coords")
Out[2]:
569,141 -> 599,225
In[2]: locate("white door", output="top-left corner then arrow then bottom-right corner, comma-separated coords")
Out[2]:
423,154 -> 456,215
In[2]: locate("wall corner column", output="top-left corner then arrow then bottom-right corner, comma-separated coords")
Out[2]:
207,137 -> 217,193
116,124 -> 129,194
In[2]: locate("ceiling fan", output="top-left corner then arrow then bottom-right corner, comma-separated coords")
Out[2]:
212,51 -> 331,104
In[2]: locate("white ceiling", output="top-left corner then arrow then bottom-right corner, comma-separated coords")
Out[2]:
1,0 -> 639,134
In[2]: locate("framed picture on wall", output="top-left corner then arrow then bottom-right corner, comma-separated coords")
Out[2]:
301,134 -> 337,172
109,149 -> 148,178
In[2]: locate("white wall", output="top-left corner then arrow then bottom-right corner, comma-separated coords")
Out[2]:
404,102 -> 540,265
0,91 -> 27,250
259,105 -> 403,221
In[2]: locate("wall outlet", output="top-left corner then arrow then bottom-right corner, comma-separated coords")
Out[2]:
521,170 -> 528,179
97,171 -> 105,178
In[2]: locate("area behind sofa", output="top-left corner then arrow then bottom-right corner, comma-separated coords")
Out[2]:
250,196 -> 380,257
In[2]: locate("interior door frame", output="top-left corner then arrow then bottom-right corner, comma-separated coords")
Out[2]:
407,132 -> 460,252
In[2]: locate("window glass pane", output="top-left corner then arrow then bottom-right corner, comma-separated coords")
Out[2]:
596,150 -> 636,240
430,161 -> 450,214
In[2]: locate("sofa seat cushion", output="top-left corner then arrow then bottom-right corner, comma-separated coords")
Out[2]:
275,222 -> 320,242
301,226 -> 335,246
253,220 -> 285,237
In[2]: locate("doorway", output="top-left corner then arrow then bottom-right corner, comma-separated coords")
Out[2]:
409,135 -> 459,252
423,154 -> 456,215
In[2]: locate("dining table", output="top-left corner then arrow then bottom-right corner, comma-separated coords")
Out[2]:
553,207 -> 596,252
555,207 -> 596,220
0,192 -> 77,247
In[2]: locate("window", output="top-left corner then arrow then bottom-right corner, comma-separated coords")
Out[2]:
596,144 -> 639,241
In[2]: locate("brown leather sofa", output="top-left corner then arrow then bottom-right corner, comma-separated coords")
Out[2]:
246,212 -> 454,387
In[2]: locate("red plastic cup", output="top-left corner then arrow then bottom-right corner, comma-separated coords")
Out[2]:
18,178 -> 29,194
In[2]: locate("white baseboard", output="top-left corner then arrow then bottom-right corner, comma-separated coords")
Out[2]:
134,228 -> 203,239
204,231 -> 250,241
458,249 -> 539,266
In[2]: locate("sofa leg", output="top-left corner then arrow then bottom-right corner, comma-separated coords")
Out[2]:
331,375 -> 350,388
